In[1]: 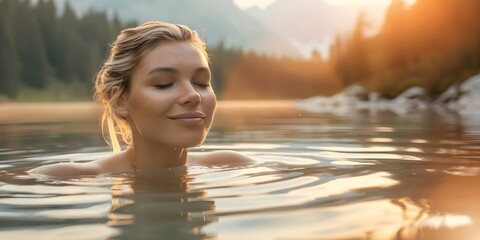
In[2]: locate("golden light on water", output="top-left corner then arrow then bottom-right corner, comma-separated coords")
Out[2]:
405,147 -> 423,153
200,143 -> 286,150
206,198 -> 424,239
368,137 -> 394,143
0,224 -> 119,239
421,214 -> 473,229
311,145 -> 396,152
306,146 -> 423,161
374,126 -> 395,132
411,139 -> 428,144
289,172 -> 399,197
332,160 -> 374,165
205,176 -> 319,199
418,175 -> 480,239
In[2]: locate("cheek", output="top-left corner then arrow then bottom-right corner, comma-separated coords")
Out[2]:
129,88 -> 170,107
125,89 -> 169,121
203,91 -> 217,111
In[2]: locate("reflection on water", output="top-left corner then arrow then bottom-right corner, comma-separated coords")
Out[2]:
108,168 -> 216,240
0,101 -> 479,239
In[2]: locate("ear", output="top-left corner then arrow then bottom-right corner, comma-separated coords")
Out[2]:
111,86 -> 129,117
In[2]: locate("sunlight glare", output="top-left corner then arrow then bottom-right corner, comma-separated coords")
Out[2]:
233,0 -> 277,10
324,0 -> 392,6
421,214 -> 473,229
290,172 -> 399,197
323,0 -> 417,6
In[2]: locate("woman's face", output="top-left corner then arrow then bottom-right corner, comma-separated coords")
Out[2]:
122,41 -> 216,148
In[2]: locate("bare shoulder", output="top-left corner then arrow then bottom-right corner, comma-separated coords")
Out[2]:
27,151 -> 131,177
27,161 -> 101,177
188,150 -> 254,166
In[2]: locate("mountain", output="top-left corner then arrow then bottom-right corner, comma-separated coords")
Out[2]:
245,0 -> 389,57
52,0 -> 300,57
247,0 -> 389,41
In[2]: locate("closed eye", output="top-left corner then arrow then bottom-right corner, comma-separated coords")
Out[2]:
194,82 -> 210,88
154,83 -> 173,89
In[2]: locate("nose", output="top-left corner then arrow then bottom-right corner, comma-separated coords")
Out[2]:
178,82 -> 201,106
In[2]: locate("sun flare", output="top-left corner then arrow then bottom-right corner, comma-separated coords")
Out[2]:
233,0 -> 277,10
323,0 -> 391,6
234,0 -> 417,10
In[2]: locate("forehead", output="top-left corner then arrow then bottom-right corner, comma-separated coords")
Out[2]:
136,41 -> 209,73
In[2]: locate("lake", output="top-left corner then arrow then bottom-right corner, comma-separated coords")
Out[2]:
0,101 -> 479,239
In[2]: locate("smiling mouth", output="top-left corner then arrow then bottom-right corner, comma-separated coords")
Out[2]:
168,112 -> 206,125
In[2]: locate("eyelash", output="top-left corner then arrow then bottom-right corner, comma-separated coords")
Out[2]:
154,84 -> 173,89
195,82 -> 210,88
154,82 -> 210,89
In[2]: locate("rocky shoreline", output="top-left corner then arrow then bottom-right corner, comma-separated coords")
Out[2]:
295,74 -> 480,116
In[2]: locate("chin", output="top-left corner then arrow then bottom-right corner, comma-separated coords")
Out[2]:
170,135 -> 207,148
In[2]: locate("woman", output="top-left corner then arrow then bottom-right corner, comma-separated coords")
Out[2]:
29,21 -> 252,177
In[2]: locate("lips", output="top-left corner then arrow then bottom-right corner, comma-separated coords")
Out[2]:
168,112 -> 206,125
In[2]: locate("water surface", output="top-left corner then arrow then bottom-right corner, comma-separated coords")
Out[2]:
0,101 -> 479,239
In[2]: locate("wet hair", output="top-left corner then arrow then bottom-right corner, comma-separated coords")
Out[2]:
93,21 -> 208,152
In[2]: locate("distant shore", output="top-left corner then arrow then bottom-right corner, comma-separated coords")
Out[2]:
0,100 -> 295,124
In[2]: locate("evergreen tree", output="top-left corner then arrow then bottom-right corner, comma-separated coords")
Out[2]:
0,1 -> 20,98
56,1 -> 79,82
335,12 -> 370,87
35,0 -> 59,71
11,0 -> 49,88
381,0 -> 409,68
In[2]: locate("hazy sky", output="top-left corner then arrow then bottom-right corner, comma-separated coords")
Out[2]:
233,0 -> 277,10
233,0 -> 416,10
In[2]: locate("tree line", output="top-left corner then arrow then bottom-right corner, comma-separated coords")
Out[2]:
330,0 -> 480,98
220,0 -> 480,99
0,0 -> 479,100
0,0 -> 128,99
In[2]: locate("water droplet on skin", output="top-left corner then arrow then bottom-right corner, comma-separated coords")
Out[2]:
298,114 -> 302,117
144,103 -> 147,107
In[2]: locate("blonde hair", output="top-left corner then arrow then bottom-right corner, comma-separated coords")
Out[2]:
93,21 -> 208,152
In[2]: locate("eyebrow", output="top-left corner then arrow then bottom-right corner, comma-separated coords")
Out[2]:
147,67 -> 210,75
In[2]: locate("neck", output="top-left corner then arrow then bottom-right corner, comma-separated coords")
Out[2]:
126,138 -> 188,170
